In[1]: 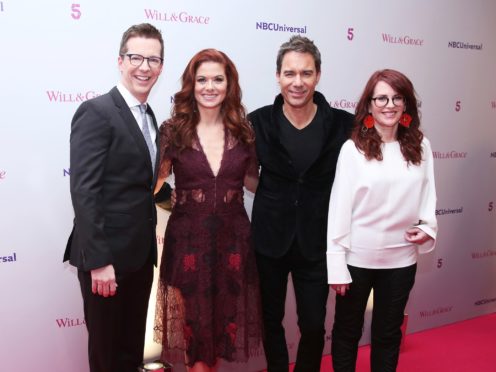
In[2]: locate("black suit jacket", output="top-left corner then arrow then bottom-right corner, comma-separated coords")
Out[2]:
64,87 -> 158,273
249,91 -> 353,261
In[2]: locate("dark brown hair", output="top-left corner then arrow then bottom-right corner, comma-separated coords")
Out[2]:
351,69 -> 423,165
276,35 -> 321,74
119,23 -> 164,59
168,48 -> 253,150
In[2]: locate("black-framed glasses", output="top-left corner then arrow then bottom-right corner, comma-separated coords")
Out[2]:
371,95 -> 405,108
122,53 -> 163,68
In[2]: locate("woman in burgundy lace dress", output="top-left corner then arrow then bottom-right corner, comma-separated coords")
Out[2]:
153,49 -> 262,372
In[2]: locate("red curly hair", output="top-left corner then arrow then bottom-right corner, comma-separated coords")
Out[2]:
351,69 -> 423,165
166,48 -> 253,151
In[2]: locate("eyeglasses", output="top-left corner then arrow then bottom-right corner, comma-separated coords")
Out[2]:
122,53 -> 163,68
371,95 -> 405,108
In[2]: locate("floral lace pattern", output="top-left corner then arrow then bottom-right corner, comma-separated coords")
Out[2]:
154,122 -> 262,367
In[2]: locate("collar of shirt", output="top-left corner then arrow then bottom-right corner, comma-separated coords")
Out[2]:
116,82 -> 156,144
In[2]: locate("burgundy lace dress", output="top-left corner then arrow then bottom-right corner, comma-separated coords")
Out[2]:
154,123 -> 262,367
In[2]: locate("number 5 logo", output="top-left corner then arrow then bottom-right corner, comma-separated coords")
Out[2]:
71,4 -> 81,20
347,28 -> 354,41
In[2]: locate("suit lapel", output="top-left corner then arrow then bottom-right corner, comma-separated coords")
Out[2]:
315,92 -> 336,155
109,87 -> 155,176
269,95 -> 297,176
147,105 -> 161,184
303,92 -> 337,175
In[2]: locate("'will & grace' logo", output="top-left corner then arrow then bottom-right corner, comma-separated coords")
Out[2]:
256,21 -> 307,34
419,305 -> 453,318
382,33 -> 424,46
474,297 -> 496,306
432,150 -> 467,159
1,252 -> 17,263
471,249 -> 496,259
56,317 -> 86,328
46,90 -> 101,103
330,99 -> 357,110
436,207 -> 463,216
144,9 -> 210,24
448,41 -> 483,51
330,99 -> 422,110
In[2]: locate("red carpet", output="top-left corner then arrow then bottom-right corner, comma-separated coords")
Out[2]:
267,313 -> 496,371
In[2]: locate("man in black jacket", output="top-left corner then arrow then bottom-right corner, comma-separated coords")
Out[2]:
64,23 -> 163,372
249,35 -> 353,372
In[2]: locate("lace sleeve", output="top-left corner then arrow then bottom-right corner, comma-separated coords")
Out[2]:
245,141 -> 260,180
158,120 -> 174,179
242,140 -> 259,194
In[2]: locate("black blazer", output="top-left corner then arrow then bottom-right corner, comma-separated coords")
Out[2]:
249,92 -> 353,261
64,87 -> 158,273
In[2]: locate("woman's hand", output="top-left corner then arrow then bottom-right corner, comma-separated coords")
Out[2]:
404,227 -> 432,245
171,189 -> 176,208
331,283 -> 350,296
154,177 -> 165,195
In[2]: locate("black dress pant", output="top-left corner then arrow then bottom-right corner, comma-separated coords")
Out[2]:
331,264 -> 417,372
78,259 -> 154,372
256,241 -> 329,372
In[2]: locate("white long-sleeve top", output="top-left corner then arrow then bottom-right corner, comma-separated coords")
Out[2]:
326,138 -> 437,284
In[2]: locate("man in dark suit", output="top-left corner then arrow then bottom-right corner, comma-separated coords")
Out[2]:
64,23 -> 164,372
249,36 -> 353,372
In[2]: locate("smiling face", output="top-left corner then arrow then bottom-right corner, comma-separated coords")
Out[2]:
369,80 -> 406,138
118,36 -> 163,103
194,61 -> 227,111
277,51 -> 320,110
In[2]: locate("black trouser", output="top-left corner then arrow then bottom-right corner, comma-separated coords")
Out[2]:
78,259 -> 153,372
331,264 -> 417,372
256,242 -> 329,372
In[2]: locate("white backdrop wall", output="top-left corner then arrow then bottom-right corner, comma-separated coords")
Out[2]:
1,1 -> 495,371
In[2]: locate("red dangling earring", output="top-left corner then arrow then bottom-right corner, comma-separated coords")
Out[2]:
363,114 -> 374,129
399,113 -> 412,128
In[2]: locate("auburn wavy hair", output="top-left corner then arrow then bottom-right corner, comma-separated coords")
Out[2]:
167,48 -> 253,151
351,69 -> 423,165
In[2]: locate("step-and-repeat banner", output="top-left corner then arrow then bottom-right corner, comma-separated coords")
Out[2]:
1,0 -> 495,371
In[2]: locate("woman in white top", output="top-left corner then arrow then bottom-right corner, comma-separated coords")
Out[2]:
327,69 -> 437,372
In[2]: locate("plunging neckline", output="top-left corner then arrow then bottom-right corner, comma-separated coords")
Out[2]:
195,126 -> 227,178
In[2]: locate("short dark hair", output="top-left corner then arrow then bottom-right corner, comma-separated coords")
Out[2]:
276,35 -> 321,73
119,23 -> 164,59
